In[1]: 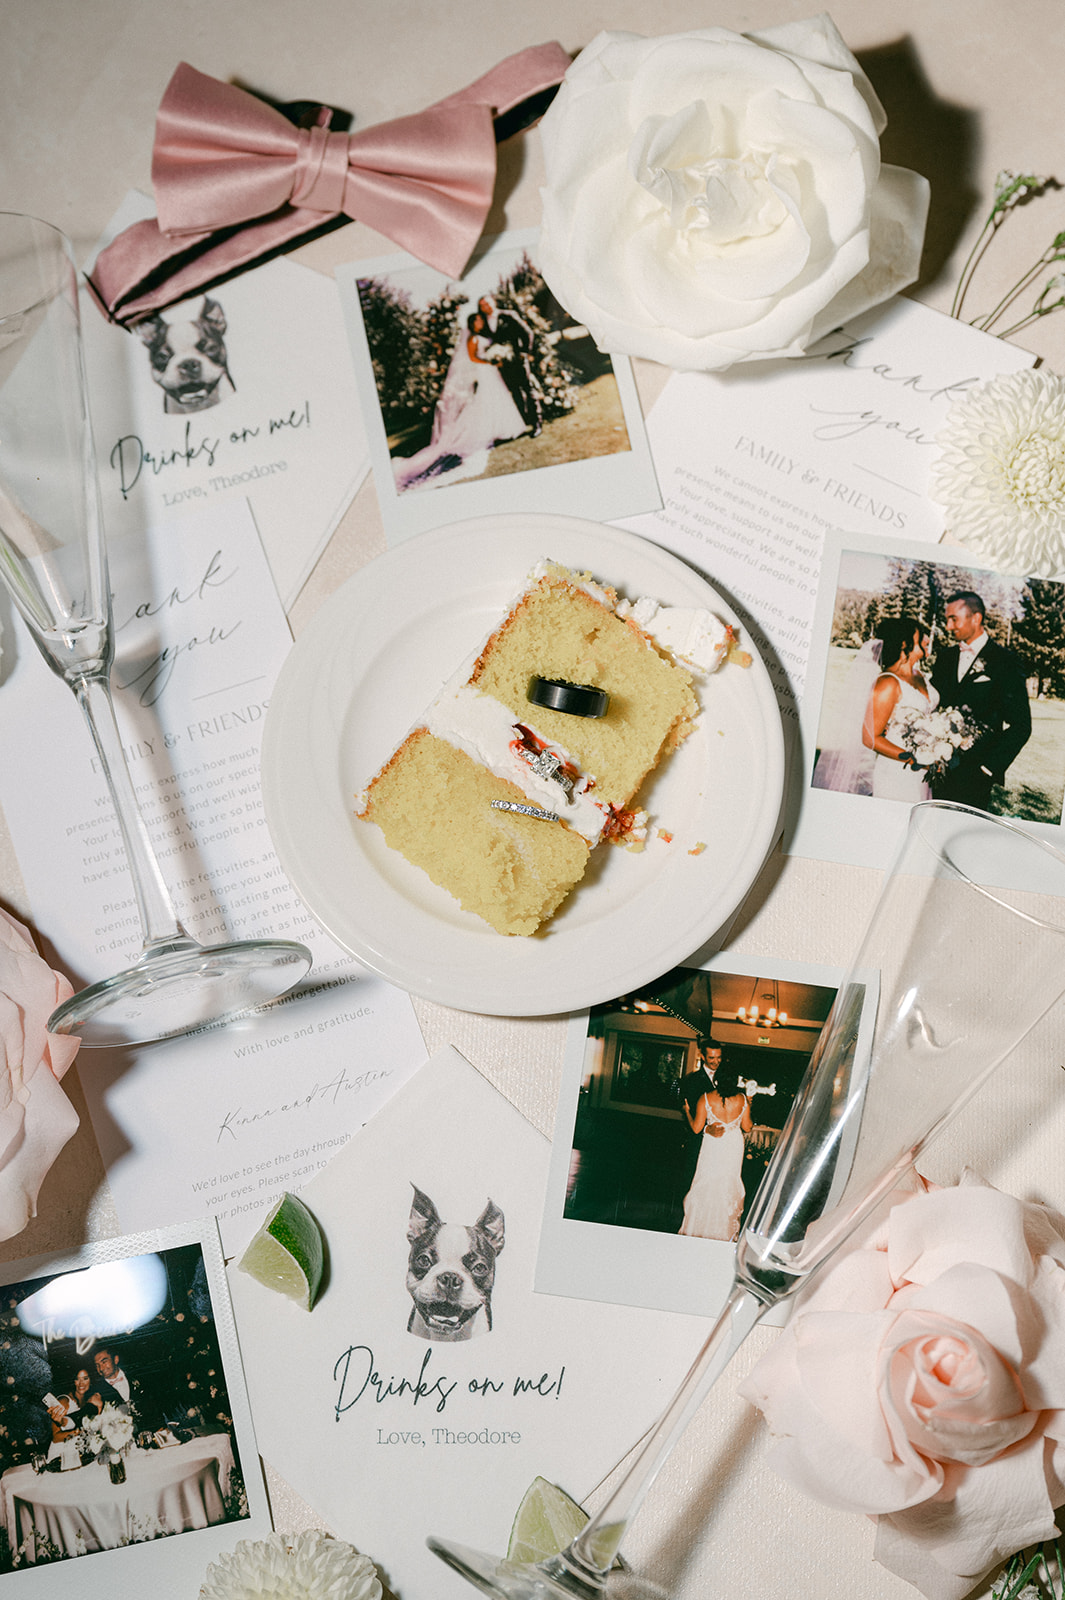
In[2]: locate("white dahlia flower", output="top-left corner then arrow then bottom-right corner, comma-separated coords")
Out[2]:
932,368 -> 1065,577
199,1531 -> 382,1600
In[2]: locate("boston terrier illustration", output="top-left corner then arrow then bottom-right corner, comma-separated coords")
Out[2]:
406,1183 -> 504,1342
136,296 -> 235,413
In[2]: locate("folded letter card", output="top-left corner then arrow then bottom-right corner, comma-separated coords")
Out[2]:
83,191 -> 369,607
616,298 -> 1034,729
0,497 -> 425,1256
227,1047 -> 708,1598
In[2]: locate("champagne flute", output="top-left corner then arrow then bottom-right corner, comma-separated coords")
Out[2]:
0,211 -> 312,1046
430,801 -> 1065,1597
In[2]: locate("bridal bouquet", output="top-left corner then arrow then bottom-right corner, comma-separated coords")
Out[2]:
81,1403 -> 134,1467
484,340 -> 516,365
893,704 -> 976,780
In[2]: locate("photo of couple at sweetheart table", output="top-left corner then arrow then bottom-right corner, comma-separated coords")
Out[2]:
812,553 -> 1065,824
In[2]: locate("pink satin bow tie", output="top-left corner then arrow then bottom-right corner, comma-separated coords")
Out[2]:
88,44 -> 571,326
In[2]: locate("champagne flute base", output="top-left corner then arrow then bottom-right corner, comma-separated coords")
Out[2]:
428,1539 -> 606,1600
47,937 -> 313,1046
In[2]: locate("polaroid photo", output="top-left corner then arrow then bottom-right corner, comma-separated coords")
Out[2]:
335,227 -> 661,543
0,1219 -> 269,1596
535,954 -> 857,1320
787,526 -> 1065,881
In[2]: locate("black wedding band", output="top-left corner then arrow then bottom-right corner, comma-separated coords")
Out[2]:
527,677 -> 609,718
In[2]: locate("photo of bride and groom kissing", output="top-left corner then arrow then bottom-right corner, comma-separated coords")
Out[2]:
392,294 -> 544,493
813,561 -> 1065,825
357,245 -> 633,498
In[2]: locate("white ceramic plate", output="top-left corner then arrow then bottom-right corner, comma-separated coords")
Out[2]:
261,514 -> 785,1015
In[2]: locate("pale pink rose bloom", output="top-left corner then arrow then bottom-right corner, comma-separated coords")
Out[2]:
0,908 -> 80,1240
741,1173 -> 1065,1600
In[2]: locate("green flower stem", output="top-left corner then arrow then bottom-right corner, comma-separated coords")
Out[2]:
993,1538 -> 1064,1600
951,172 -> 1064,335
951,171 -> 1044,319
951,213 -> 1002,319
972,257 -> 1050,330
976,235 -> 1065,333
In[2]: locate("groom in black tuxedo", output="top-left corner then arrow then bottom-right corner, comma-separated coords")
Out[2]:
679,1039 -> 721,1118
929,590 -> 1031,811
93,1345 -> 158,1426
677,1038 -> 722,1201
478,294 -> 543,436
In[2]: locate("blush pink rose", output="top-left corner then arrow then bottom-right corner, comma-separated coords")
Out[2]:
740,1174 -> 1065,1600
0,908 -> 80,1240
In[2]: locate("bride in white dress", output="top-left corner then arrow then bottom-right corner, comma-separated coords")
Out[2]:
862,616 -> 939,802
393,309 -> 527,493
679,1061 -> 752,1242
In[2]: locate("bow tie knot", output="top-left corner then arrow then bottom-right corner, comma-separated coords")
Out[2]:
291,116 -> 351,212
87,44 -> 571,326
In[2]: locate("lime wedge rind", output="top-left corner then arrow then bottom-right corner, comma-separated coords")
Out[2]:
507,1477 -> 589,1566
237,1191 -> 325,1311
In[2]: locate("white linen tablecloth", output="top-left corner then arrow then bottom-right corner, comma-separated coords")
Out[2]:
1,1433 -> 234,1561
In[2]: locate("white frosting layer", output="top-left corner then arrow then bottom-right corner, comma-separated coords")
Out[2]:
615,596 -> 731,674
423,683 -> 607,844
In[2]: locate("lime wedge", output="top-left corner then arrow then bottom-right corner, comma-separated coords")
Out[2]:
507,1478 -> 589,1566
237,1192 -> 325,1311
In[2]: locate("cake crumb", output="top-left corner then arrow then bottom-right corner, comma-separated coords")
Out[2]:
656,828 -> 673,844
688,841 -> 707,856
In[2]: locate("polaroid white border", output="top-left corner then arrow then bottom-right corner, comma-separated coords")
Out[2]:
335,227 -> 661,545
535,953 -> 847,1322
787,526 -> 1065,885
0,1218 -> 271,1597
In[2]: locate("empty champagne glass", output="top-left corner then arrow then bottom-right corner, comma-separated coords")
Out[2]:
0,211 -> 311,1045
430,801 -> 1065,1597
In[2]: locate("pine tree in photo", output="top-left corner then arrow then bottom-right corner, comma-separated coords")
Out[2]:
492,252 -> 581,419
1013,580 -> 1065,698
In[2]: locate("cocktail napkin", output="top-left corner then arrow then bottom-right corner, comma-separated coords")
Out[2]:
228,1046 -> 708,1598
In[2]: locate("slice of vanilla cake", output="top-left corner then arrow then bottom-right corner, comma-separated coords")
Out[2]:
356,561 -> 732,936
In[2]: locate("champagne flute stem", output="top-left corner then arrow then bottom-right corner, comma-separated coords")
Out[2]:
551,1282 -> 768,1588
72,670 -> 191,951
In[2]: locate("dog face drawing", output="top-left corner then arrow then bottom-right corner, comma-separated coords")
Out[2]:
136,296 -> 234,414
406,1184 -> 504,1342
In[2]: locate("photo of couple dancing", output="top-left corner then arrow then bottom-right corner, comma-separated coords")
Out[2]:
678,1041 -> 752,1243
814,580 -> 1052,817
393,294 -> 543,492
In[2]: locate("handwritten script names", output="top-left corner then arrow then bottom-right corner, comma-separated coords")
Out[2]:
333,1344 -> 566,1420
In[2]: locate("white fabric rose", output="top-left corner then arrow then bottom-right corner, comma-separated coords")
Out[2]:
538,15 -> 930,370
